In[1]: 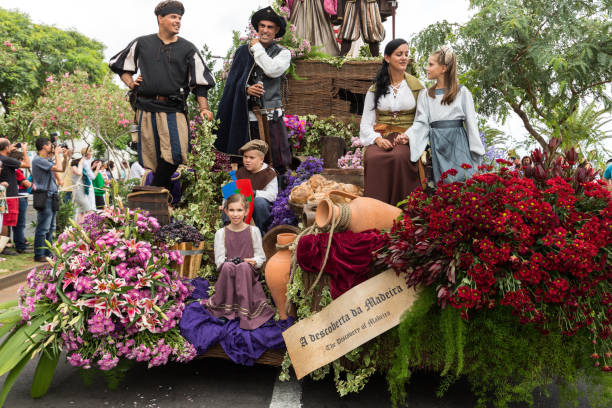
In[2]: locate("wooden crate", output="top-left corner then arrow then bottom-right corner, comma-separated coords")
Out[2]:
171,241 -> 206,279
199,344 -> 285,366
285,60 -> 381,125
321,168 -> 364,188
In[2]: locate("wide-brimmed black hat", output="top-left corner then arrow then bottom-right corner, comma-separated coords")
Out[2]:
251,7 -> 286,39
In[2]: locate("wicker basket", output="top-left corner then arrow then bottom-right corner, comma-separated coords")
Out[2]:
285,60 -> 381,125
171,241 -> 206,279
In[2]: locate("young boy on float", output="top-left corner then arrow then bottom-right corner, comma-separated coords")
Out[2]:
235,139 -> 278,234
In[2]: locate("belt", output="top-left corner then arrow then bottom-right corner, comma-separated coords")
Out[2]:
430,120 -> 464,129
139,95 -> 169,102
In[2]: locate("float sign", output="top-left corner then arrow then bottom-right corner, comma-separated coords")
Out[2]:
283,269 -> 418,379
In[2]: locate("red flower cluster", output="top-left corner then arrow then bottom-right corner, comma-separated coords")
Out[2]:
380,154 -> 612,371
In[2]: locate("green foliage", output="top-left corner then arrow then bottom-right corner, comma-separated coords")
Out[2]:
174,118 -> 230,273
55,192 -> 75,237
0,7 -> 107,114
388,286 -> 610,408
30,348 -> 60,398
409,0 -> 612,154
294,114 -> 359,157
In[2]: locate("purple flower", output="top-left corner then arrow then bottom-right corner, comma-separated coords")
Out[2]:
97,353 -> 119,371
67,353 -> 91,369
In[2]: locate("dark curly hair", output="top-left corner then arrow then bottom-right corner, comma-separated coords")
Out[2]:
154,1 -> 185,17
373,38 -> 408,109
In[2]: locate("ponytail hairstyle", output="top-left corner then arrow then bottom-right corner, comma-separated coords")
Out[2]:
373,38 -> 408,109
428,45 -> 459,105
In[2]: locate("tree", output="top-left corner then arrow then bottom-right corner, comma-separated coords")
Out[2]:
0,7 -> 108,113
409,0 -> 611,155
28,70 -> 132,163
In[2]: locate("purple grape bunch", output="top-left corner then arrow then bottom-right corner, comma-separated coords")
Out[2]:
157,221 -> 205,245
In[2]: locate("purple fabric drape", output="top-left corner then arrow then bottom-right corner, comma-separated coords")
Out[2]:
296,229 -> 384,298
179,278 -> 293,366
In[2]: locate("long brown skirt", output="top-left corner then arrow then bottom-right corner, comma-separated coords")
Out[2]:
363,133 -> 421,206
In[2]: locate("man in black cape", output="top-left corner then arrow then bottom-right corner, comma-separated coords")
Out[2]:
215,7 -> 292,172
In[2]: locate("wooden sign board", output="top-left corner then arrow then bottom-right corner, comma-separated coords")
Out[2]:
282,269 -> 418,379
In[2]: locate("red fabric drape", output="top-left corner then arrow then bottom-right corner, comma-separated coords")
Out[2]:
296,229 -> 384,299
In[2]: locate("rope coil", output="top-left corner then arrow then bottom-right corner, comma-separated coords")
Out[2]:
284,199 -> 352,315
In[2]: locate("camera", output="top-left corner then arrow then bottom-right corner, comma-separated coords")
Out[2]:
14,142 -> 21,149
60,142 -> 68,149
228,257 -> 243,265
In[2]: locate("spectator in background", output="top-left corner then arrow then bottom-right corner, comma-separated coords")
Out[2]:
602,159 -> 612,187
61,158 -> 74,204
120,160 -> 130,180
31,137 -> 72,262
92,160 -> 106,209
70,156 -> 95,223
510,156 -> 521,170
9,151 -> 32,254
0,161 -> 8,251
0,139 -> 30,256
521,156 -> 532,168
81,147 -> 97,211
129,160 -> 145,181
106,161 -> 116,181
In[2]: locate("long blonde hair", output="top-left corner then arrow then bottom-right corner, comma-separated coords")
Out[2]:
428,46 -> 459,105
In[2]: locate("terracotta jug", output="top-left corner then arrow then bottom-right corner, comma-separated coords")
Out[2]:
315,190 -> 402,233
265,233 -> 297,319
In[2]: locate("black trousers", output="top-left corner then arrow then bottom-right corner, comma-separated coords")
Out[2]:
151,159 -> 179,189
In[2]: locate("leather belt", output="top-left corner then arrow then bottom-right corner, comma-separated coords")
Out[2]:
139,95 -> 169,102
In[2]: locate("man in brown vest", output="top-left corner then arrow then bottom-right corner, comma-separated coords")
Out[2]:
236,140 -> 278,233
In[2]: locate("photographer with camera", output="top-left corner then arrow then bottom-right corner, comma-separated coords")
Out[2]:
31,137 -> 72,262
0,138 -> 31,255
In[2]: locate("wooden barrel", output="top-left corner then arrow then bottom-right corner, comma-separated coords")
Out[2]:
127,186 -> 171,225
171,241 -> 206,279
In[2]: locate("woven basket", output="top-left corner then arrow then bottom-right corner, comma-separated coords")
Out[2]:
285,60 -> 381,125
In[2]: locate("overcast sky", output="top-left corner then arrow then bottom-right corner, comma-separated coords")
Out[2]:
1,0 -> 473,61
2,0 -> 609,158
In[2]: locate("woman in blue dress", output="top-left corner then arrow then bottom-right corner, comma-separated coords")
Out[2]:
407,46 -> 485,183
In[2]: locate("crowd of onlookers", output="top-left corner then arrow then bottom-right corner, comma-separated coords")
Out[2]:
0,136 -> 147,263
0,134 -> 610,265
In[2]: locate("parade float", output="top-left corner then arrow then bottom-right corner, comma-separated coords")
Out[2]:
1,1 -> 611,407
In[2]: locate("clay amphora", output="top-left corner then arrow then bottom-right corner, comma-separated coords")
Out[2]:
265,233 -> 296,319
315,190 -> 402,233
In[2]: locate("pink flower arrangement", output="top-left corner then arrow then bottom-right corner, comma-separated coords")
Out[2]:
17,207 -> 196,372
337,137 -> 364,169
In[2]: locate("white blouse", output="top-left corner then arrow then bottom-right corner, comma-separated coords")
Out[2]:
213,226 -> 266,269
359,80 -> 418,146
407,86 -> 485,162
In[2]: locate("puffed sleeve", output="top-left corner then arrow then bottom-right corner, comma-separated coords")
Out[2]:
250,227 -> 266,269
359,91 -> 379,146
407,88 -> 431,162
251,43 -> 291,78
214,228 -> 226,269
188,49 -> 216,98
461,87 -> 485,157
109,39 -> 139,75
